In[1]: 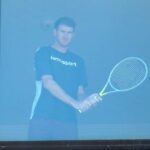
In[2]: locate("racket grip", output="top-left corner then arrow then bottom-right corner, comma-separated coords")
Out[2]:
77,93 -> 102,113
86,93 -> 102,105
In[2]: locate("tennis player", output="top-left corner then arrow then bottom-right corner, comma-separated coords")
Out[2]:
28,17 -> 101,140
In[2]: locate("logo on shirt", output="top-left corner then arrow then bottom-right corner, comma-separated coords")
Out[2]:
50,56 -> 77,67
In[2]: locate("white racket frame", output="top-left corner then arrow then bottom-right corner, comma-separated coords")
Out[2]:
99,57 -> 148,97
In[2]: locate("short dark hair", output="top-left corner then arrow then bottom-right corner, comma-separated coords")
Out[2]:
54,17 -> 76,30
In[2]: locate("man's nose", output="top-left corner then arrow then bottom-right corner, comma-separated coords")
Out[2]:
63,32 -> 69,37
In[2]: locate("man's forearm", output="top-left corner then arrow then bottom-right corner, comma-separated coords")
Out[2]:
42,75 -> 78,108
41,75 -> 100,113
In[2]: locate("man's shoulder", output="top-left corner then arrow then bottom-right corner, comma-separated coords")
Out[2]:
68,51 -> 84,62
35,45 -> 52,54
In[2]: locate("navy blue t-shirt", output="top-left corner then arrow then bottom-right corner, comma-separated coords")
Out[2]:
33,46 -> 87,122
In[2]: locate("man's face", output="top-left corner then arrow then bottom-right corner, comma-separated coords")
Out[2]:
54,24 -> 74,48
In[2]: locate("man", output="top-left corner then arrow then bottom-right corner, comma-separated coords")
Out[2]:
28,17 -> 101,140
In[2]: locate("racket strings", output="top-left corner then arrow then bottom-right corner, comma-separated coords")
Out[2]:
110,59 -> 147,90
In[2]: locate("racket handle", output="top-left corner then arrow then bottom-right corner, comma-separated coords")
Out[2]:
78,93 -> 102,113
93,93 -> 102,102
99,90 -> 107,97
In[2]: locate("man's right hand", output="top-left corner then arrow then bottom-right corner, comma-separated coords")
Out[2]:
73,93 -> 102,113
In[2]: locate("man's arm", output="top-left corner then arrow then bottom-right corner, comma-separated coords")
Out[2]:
42,75 -> 90,112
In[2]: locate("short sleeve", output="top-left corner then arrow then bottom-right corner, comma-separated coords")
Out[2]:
34,47 -> 53,80
78,59 -> 88,88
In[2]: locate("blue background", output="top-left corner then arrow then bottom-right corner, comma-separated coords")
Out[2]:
0,0 -> 150,140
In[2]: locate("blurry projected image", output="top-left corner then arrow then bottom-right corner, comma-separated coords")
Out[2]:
1,0 -> 150,142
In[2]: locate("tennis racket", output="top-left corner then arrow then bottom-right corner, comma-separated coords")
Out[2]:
78,57 -> 148,113
99,57 -> 148,97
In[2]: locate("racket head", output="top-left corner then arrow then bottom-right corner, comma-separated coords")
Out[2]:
99,57 -> 148,96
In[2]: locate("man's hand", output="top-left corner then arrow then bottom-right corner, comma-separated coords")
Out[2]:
73,93 -> 102,113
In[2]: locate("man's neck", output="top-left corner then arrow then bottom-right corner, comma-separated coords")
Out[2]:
52,43 -> 68,53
